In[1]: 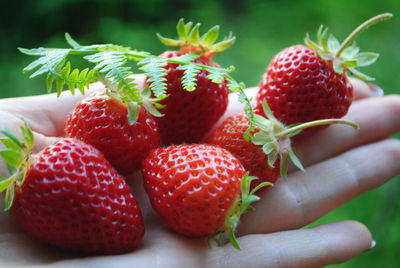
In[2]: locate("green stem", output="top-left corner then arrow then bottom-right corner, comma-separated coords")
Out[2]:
276,119 -> 359,138
335,13 -> 393,58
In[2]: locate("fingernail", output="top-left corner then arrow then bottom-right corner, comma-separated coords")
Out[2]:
370,240 -> 377,249
368,84 -> 384,97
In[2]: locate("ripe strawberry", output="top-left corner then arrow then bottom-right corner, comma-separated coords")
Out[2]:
150,19 -> 236,145
0,125 -> 144,254
206,112 -> 280,188
255,14 -> 391,129
206,101 -> 359,187
65,92 -> 160,176
141,144 -> 269,248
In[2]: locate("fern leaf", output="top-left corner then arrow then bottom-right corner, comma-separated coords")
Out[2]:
176,64 -> 202,92
19,48 -> 70,78
45,62 -> 98,96
138,57 -> 168,100
206,68 -> 225,84
85,52 -> 142,103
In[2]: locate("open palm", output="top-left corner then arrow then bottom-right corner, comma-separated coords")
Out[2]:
1,76 -> 399,268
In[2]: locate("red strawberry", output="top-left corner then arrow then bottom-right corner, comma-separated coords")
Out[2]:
206,112 -> 280,188
0,125 -> 144,255
206,102 -> 359,187
256,44 -> 353,126
255,14 -> 391,130
141,144 -> 269,248
65,92 -> 160,176
150,19 -> 236,145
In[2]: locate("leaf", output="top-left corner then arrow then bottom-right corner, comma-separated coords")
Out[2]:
201,25 -> 220,46
143,102 -> 164,118
267,151 -> 278,168
229,230 -> 240,250
355,52 -> 379,67
0,149 -> 23,168
327,34 -> 340,53
177,64 -> 202,92
288,147 -> 305,172
177,18 -> 186,39
252,132 -> 271,146
0,177 -> 14,192
188,23 -> 201,45
253,114 -> 273,132
138,57 -> 168,99
262,142 -> 276,155
0,130 -> 22,148
127,102 -> 140,125
333,59 -> 344,74
5,183 -> 15,211
348,67 -> 375,81
65,33 -> 81,48
279,153 -> 289,180
262,100 -> 277,121
23,49 -> 70,78
156,33 -> 181,47
20,122 -> 34,151
210,36 -> 236,53
169,53 -> 199,63
341,43 -> 360,59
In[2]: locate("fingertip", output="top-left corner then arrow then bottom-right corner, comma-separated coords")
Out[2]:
311,220 -> 373,263
349,77 -> 384,101
32,131 -> 60,153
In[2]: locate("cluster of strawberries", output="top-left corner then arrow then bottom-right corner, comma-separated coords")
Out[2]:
0,14 -> 391,255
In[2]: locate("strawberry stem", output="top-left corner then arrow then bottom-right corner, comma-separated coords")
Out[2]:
275,118 -> 359,138
335,13 -> 393,58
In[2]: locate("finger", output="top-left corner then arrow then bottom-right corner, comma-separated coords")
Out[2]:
349,77 -> 383,100
209,221 -> 373,268
0,75 -> 146,137
239,138 -> 400,234
292,95 -> 400,170
0,112 -> 58,177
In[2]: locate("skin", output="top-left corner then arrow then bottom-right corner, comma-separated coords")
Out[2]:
0,76 -> 399,268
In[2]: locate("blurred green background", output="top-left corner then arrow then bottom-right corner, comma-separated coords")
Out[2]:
1,0 -> 399,266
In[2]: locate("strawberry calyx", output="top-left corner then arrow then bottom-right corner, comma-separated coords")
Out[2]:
304,13 -> 392,81
252,100 -> 359,179
0,122 -> 34,211
157,18 -> 236,57
211,173 -> 272,249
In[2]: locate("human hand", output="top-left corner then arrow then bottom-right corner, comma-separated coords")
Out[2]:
0,76 -> 399,268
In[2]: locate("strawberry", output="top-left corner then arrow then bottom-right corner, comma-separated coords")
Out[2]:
141,144 -> 270,248
150,19 -> 236,145
0,124 -> 144,254
255,14 -> 392,129
206,112 -> 280,188
206,102 -> 359,187
65,92 -> 160,176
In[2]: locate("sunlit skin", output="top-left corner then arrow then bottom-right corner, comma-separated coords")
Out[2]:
0,75 -> 399,267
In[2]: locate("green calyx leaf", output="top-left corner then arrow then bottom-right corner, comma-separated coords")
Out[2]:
157,18 -> 235,54
249,100 -> 360,180
304,13 -> 392,80
0,122 -> 34,211
212,173 -> 273,249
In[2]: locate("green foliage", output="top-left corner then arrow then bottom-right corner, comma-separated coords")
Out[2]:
19,32 -> 245,123
0,123 -> 34,211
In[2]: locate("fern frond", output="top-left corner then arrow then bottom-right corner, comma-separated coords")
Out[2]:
84,51 -> 142,103
46,62 -> 98,96
224,74 -> 255,141
138,57 -> 168,100
206,68 -> 225,84
176,64 -> 202,92
19,48 -> 70,78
